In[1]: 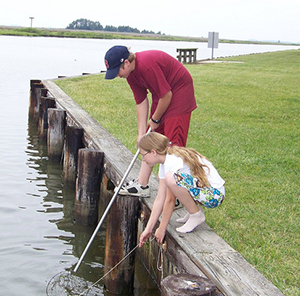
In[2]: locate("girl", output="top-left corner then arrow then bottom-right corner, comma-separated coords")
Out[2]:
138,132 -> 225,246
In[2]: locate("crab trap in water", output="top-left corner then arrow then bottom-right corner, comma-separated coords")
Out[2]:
46,271 -> 103,296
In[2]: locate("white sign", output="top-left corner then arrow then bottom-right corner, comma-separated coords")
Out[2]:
208,32 -> 219,49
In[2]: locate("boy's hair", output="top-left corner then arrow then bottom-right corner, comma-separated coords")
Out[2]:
120,49 -> 135,69
139,132 -> 210,187
127,51 -> 135,62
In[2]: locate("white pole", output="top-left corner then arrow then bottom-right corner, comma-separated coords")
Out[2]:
74,127 -> 152,272
211,32 -> 215,60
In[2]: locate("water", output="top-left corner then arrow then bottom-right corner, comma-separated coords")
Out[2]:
0,35 -> 299,296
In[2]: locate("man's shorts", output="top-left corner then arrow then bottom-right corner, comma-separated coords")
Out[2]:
173,171 -> 225,209
155,112 -> 191,147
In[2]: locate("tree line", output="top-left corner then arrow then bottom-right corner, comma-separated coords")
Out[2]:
66,18 -> 163,35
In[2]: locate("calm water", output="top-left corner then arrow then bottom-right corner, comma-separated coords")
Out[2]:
0,35 -> 299,296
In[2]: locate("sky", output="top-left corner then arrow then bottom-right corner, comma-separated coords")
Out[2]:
1,0 -> 300,43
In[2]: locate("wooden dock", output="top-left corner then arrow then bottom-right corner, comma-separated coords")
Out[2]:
40,78 -> 284,296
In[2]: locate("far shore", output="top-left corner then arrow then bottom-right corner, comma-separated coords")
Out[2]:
1,25 -> 299,46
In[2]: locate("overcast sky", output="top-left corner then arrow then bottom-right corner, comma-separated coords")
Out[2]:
1,0 -> 299,43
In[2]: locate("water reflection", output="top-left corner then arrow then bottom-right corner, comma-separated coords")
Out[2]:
26,114 -> 159,296
26,117 -> 107,294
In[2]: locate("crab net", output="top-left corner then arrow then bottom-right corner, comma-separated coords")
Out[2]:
46,271 -> 103,296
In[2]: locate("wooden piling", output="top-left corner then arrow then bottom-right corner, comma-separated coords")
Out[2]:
161,274 -> 216,296
30,79 -> 42,90
29,85 -> 47,124
104,194 -> 140,295
29,79 -> 42,118
38,96 -> 56,141
62,126 -> 84,188
74,148 -> 104,225
47,108 -> 66,162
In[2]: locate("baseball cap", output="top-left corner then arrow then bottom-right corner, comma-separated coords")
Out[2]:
104,45 -> 130,79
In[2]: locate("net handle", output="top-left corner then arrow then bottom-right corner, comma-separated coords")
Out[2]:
74,127 -> 151,272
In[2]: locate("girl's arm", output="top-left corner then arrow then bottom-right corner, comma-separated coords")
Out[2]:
139,179 -> 167,247
154,188 -> 176,244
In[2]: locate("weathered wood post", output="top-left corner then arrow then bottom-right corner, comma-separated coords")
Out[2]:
30,79 -> 42,90
74,148 -> 104,225
161,274 -> 216,296
29,84 -> 47,125
38,96 -> 56,141
47,108 -> 66,162
29,80 -> 42,119
62,126 -> 84,188
103,194 -> 140,295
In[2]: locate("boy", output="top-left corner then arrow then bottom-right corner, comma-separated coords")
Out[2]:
104,45 -> 197,202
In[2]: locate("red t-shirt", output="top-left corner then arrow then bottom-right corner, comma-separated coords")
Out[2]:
126,50 -> 197,121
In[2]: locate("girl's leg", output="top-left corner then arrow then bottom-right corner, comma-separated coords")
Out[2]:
176,206 -> 204,223
165,172 -> 199,214
176,212 -> 190,223
176,211 -> 205,233
138,160 -> 153,186
165,172 -> 205,232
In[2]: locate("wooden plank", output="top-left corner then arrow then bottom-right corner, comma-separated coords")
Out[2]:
165,208 -> 284,295
42,78 -> 284,296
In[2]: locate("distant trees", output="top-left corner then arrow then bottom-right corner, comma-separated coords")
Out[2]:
103,25 -> 118,32
66,18 -> 162,35
117,26 -> 140,33
66,18 -> 103,31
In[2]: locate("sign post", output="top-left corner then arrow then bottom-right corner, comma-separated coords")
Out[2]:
208,32 -> 219,60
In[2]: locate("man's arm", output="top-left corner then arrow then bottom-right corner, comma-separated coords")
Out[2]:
148,90 -> 172,131
136,98 -> 149,144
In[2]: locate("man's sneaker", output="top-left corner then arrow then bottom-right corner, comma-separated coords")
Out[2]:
174,199 -> 183,210
116,179 -> 150,197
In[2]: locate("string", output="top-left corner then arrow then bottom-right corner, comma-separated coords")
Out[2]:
79,237 -> 156,296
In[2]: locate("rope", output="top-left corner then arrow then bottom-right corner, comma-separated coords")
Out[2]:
157,244 -> 164,282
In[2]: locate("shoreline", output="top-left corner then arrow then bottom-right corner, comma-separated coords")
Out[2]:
1,25 -> 299,46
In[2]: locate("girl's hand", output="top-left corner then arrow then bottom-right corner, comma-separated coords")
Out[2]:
154,227 -> 166,245
139,229 -> 152,248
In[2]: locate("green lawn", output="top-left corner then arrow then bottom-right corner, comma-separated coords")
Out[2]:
55,49 -> 300,295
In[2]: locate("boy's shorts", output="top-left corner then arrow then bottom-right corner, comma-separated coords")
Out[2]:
173,171 -> 224,208
155,113 -> 191,147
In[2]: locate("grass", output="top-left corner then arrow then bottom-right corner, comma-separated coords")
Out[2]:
54,50 -> 300,295
0,26 -> 205,42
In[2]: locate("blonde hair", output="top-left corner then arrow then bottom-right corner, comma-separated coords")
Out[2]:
139,132 -> 210,187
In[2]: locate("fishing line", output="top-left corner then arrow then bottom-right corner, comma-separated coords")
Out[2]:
46,237 -> 156,296
79,240 -> 146,296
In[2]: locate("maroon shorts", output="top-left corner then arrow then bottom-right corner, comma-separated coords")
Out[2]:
155,112 -> 191,147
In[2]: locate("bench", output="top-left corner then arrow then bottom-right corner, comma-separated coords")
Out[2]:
177,48 -> 197,63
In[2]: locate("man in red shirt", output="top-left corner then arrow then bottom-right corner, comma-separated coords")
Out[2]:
104,45 -> 197,200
